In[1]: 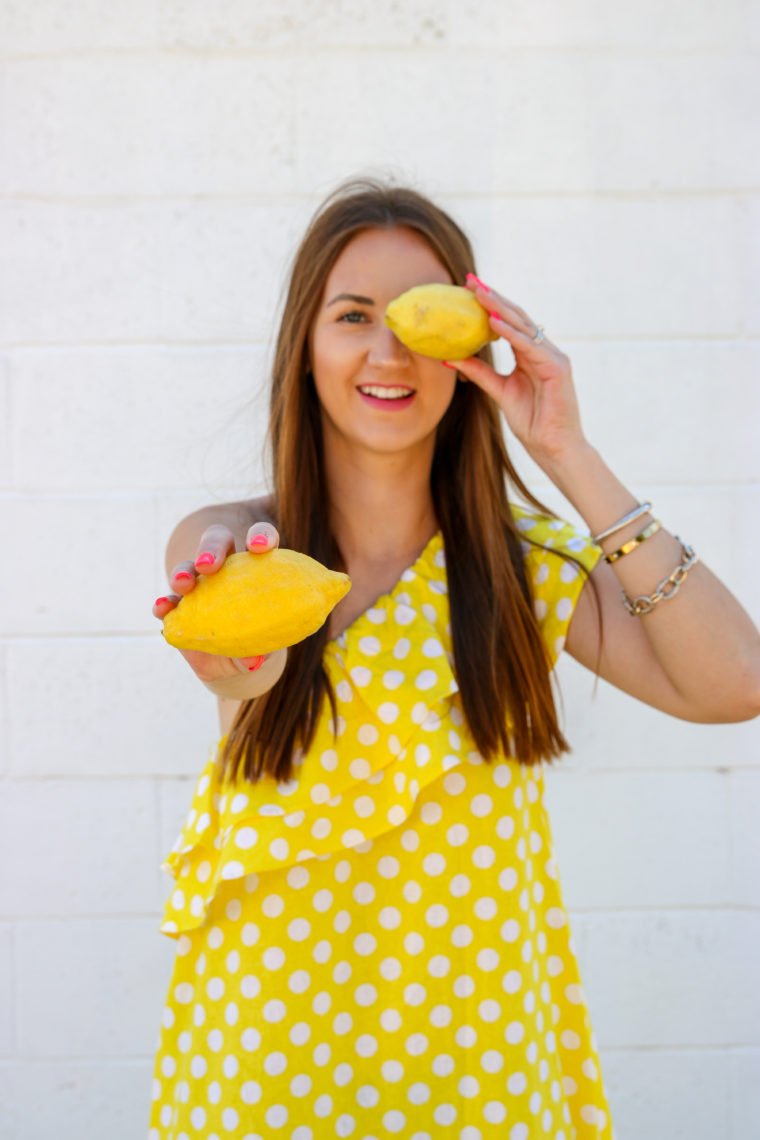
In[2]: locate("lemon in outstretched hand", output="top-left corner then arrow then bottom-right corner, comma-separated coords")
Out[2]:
385,283 -> 498,360
162,549 -> 351,657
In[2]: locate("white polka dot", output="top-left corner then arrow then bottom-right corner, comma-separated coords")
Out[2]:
358,635 -> 381,656
510,1124 -> 529,1140
382,669 -> 405,689
415,669 -> 438,690
420,800 -> 443,825
422,638 -> 444,657
546,907 -> 566,929
358,724 -> 379,746
336,680 -> 353,702
561,1029 -> 581,1050
349,665 -> 372,688
533,598 -> 548,620
508,1072 -> 527,1095
394,604 -> 415,625
483,1101 -> 507,1124
434,1102 -> 457,1124
378,702 -> 399,724
431,1054 -> 455,1077
470,793 -> 493,817
265,1104 -> 288,1127
422,852 -> 446,876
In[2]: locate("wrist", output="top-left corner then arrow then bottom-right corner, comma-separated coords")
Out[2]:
202,648 -> 288,701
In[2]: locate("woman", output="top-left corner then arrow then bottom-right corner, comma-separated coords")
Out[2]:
149,179 -> 760,1140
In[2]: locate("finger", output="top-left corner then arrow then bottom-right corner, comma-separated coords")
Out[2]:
465,274 -> 538,338
233,653 -> 269,673
168,560 -> 198,595
153,593 -> 180,619
445,355 -> 509,404
488,311 -> 551,358
193,524 -> 236,574
245,521 -> 280,553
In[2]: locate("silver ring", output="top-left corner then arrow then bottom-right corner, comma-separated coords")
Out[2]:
532,325 -> 545,344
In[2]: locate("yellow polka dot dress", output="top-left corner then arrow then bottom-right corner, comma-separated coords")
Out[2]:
150,510 -> 615,1140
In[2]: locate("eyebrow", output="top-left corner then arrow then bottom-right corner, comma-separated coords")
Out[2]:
326,292 -> 375,307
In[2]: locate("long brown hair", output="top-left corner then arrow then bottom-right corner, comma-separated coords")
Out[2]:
222,177 -> 592,784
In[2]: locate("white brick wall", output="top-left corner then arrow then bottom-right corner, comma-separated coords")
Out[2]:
1,2 -> 758,1138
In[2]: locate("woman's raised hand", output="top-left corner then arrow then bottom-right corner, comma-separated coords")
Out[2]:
452,274 -> 587,474
152,521 -> 281,684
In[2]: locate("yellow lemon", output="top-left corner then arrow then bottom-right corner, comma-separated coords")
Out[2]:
385,283 -> 498,360
162,548 -> 351,657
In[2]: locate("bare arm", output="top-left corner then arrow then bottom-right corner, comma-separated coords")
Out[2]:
456,276 -> 760,724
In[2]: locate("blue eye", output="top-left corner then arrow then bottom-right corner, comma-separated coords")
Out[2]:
338,310 -> 367,324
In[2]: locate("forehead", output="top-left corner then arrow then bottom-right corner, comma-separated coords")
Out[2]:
323,226 -> 452,299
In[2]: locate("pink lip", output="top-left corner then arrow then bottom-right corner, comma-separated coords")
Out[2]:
356,386 -> 415,410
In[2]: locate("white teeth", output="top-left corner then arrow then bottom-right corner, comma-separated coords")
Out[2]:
358,385 -> 413,400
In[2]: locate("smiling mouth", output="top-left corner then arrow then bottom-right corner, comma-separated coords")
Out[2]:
357,385 -> 415,401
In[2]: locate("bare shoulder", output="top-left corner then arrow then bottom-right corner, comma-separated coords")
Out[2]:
164,493 -> 277,576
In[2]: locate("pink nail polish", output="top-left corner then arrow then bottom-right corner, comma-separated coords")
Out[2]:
247,655 -> 265,671
489,311 -> 502,321
442,361 -> 457,370
467,273 -> 490,292
154,596 -> 169,607
174,570 -> 193,581
195,552 -> 214,567
250,534 -> 269,548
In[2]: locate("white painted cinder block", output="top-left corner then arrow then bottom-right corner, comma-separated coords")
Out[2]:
0,1060 -> 155,1140
729,1050 -> 760,1138
541,341 -> 758,486
0,645 -> 8,777
727,769 -> 760,907
0,924 -> 13,1055
0,0 -> 157,54
1,58 -> 296,197
0,201 -> 299,346
7,639 -> 218,778
453,195 -> 747,340
601,1048 -> 730,1140
553,655 -> 760,771
0,780 -> 162,916
545,769 -> 731,908
449,0 -> 748,49
16,918 -> 174,1057
9,347 -> 268,493
294,54 -> 760,195
0,496 -> 158,635
0,355 -> 10,489
157,0 -> 448,49
574,910 -> 760,1048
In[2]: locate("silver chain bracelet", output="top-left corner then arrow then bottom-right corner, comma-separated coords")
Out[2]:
622,539 -> 699,616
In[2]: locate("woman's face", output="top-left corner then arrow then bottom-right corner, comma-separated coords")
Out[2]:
308,226 -> 458,461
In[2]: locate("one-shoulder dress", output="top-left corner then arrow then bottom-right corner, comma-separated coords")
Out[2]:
149,509 -> 615,1140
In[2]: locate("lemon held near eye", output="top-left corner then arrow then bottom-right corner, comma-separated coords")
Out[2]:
384,283 -> 499,361
162,549 -> 351,657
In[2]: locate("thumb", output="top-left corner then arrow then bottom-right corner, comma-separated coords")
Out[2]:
445,356 -> 507,403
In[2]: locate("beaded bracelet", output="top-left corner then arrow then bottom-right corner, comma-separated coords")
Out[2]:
622,540 -> 699,616
604,519 -> 662,564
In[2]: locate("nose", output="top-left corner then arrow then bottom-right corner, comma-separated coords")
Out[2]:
368,322 -> 411,367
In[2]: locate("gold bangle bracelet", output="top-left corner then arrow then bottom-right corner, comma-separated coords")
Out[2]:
604,519 -> 662,564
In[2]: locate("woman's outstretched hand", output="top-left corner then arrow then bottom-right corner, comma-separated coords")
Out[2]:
152,521 -> 281,685
452,274 -> 587,474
